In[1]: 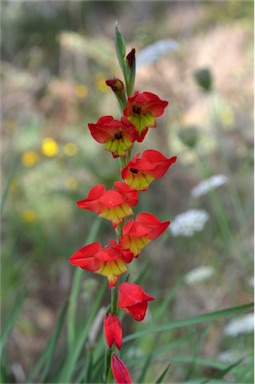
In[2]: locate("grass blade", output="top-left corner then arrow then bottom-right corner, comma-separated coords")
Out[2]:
137,353 -> 153,383
155,363 -> 171,384
0,158 -> 17,215
0,290 -> 26,355
201,358 -> 245,383
57,279 -> 107,382
28,299 -> 68,382
123,302 -> 253,343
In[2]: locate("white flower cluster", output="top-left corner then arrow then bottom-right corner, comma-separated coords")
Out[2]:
218,350 -> 242,364
191,175 -> 228,198
184,266 -> 215,285
136,39 -> 179,69
224,313 -> 254,337
169,209 -> 209,237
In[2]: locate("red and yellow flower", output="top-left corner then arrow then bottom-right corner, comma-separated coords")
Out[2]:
69,242 -> 127,288
120,212 -> 170,259
77,183 -> 138,228
104,313 -> 122,350
122,149 -> 177,191
88,116 -> 136,158
118,282 -> 154,321
124,91 -> 168,141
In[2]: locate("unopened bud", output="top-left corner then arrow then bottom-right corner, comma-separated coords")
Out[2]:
126,48 -> 136,69
105,78 -> 124,92
105,78 -> 126,111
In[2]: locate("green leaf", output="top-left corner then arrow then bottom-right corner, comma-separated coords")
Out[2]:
137,353 -> 153,383
28,299 -> 68,382
114,22 -> 126,72
155,363 -> 171,383
0,158 -> 18,215
201,357 -> 246,383
57,279 -> 107,382
123,302 -> 254,343
0,290 -> 26,356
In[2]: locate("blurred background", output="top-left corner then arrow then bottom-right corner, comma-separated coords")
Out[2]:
1,1 -> 254,383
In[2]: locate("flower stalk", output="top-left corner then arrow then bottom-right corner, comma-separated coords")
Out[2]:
69,25 -> 177,383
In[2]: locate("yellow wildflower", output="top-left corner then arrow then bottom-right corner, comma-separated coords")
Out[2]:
63,143 -> 78,157
41,137 -> 59,157
95,75 -> 109,93
75,84 -> 89,98
21,210 -> 37,223
65,177 -> 78,190
21,151 -> 39,167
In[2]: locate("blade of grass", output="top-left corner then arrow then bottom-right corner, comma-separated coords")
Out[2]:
0,158 -> 18,215
137,353 -> 153,383
0,290 -> 26,355
67,217 -> 102,352
28,299 -> 68,382
123,302 -> 253,343
185,324 -> 210,380
201,358 -> 245,384
127,330 -> 198,368
155,363 -> 171,384
153,356 -> 228,370
57,279 -> 107,383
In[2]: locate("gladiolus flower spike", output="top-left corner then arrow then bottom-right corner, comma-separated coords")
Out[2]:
69,25 -> 177,384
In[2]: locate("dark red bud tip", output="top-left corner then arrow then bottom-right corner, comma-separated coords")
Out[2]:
106,78 -> 124,92
126,48 -> 136,68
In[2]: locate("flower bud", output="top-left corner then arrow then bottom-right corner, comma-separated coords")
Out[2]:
105,77 -> 127,110
193,68 -> 213,92
111,354 -> 132,384
178,126 -> 199,149
125,48 -> 136,97
126,48 -> 136,69
106,78 -> 124,93
104,313 -> 122,350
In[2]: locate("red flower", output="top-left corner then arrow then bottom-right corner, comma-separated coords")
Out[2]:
120,212 -> 170,259
118,282 -> 154,321
88,116 -> 135,158
104,313 -> 122,350
77,183 -> 138,228
69,242 -> 127,288
111,354 -> 132,384
124,91 -> 168,141
122,150 -> 177,191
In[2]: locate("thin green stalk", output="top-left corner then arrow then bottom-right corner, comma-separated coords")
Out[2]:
0,157 -> 18,215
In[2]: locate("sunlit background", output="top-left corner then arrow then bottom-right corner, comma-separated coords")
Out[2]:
1,1 -> 253,383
